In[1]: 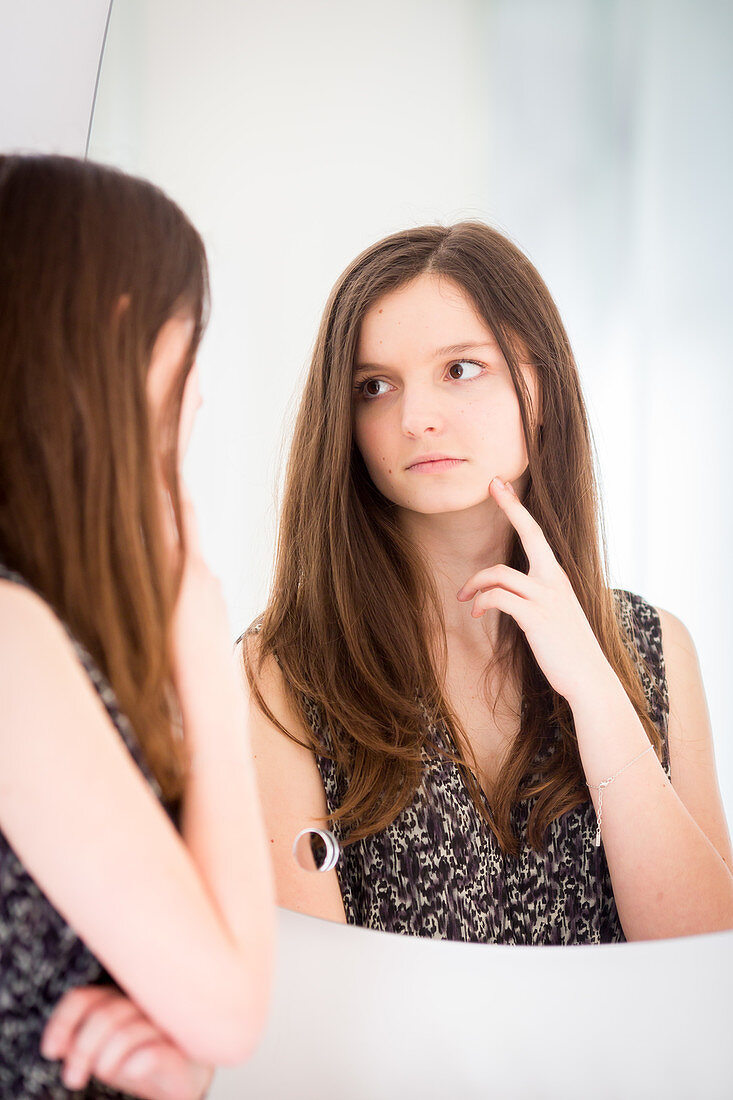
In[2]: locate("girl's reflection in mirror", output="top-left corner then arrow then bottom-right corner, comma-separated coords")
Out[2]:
241,222 -> 733,944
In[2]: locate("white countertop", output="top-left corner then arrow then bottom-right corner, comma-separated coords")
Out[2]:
210,907 -> 733,1099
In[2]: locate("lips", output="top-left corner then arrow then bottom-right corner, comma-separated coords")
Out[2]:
406,453 -> 463,470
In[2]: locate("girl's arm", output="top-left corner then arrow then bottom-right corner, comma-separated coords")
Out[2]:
0,576 -> 275,1066
657,606 -> 733,871
459,476 -> 733,941
240,635 -> 347,924
568,607 -> 733,940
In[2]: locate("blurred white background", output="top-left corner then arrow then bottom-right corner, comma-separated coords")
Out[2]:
88,0 -> 733,819
0,0 -> 109,154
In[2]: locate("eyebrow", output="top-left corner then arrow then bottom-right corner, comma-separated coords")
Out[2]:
354,340 -> 498,373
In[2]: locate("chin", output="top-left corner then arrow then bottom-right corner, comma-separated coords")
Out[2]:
391,489 -> 491,516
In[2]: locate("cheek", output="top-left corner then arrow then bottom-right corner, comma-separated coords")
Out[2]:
353,410 -> 392,474
179,367 -> 202,455
505,409 -> 531,469
465,392 -> 528,461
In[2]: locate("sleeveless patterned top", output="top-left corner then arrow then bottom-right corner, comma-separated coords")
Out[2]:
252,588 -> 670,945
0,564 -> 176,1099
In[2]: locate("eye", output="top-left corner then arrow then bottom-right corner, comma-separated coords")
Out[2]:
447,359 -> 484,381
354,377 -> 391,399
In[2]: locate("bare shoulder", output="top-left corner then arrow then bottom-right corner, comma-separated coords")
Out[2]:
654,604 -> 732,867
655,605 -> 697,660
0,578 -> 92,732
0,576 -> 153,808
0,575 -> 69,655
655,605 -> 709,746
236,631 -> 315,755
235,632 -> 346,923
236,631 -> 323,798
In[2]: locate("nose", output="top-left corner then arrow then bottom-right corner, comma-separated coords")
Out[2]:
399,384 -> 444,438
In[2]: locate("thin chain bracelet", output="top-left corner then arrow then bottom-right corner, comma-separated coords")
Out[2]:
587,744 -> 655,848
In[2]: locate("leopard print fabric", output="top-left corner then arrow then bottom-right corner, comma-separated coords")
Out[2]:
0,564 -> 171,1099
251,588 -> 670,946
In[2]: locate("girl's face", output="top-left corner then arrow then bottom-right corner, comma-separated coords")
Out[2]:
353,273 -> 538,518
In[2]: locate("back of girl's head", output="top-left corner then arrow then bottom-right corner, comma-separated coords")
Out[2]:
0,154 -> 209,797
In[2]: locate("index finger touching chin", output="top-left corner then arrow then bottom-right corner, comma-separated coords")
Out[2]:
488,477 -> 556,574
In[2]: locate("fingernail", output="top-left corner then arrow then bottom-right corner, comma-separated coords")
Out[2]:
40,1036 -> 58,1060
505,480 -> 517,497
62,1063 -> 86,1089
491,476 -> 506,491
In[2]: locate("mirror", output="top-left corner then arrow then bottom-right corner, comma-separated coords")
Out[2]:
89,0 -> 733,938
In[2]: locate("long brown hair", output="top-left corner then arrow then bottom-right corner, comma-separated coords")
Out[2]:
245,222 -> 662,854
0,154 -> 209,800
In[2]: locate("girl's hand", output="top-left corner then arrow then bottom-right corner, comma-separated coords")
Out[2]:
41,986 -> 214,1100
164,478 -> 238,721
456,477 -> 610,707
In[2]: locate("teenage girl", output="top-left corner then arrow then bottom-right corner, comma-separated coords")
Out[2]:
0,155 -> 274,1098
242,221 -> 733,944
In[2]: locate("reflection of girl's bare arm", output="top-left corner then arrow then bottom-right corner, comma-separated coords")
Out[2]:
0,582 -> 274,1066
241,635 -> 348,924
659,608 -> 733,868
572,607 -> 733,941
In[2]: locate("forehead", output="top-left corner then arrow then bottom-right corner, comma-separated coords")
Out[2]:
356,273 -> 498,362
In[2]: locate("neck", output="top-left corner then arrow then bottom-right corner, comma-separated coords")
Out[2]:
398,495 -> 515,655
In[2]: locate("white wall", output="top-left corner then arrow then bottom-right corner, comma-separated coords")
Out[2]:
0,0 -> 110,155
89,0 -> 733,819
89,0 -> 493,625
482,0 -> 733,810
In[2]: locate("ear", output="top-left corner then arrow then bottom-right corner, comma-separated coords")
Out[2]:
506,329 -> 542,431
520,362 -> 543,432
113,292 -> 131,321
532,368 -> 543,429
